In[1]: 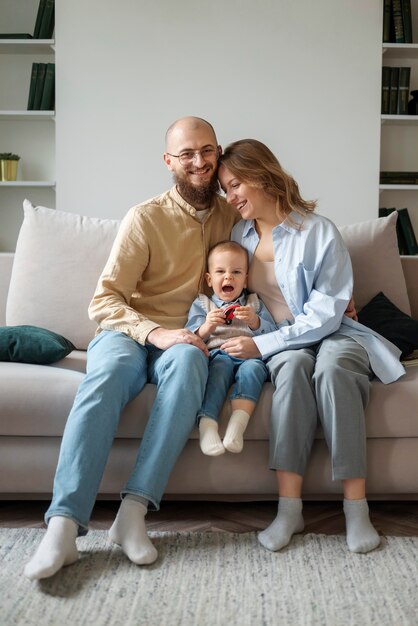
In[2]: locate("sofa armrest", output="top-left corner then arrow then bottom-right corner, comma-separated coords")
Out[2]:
401,256 -> 418,320
0,253 -> 14,326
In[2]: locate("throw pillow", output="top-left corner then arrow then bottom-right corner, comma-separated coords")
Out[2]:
338,212 -> 411,315
357,292 -> 418,359
6,200 -> 120,350
0,325 -> 75,364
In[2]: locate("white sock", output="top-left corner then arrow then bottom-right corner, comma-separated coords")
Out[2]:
223,410 -> 250,453
109,496 -> 158,565
23,516 -> 79,580
258,497 -> 304,551
199,417 -> 225,456
343,498 -> 381,553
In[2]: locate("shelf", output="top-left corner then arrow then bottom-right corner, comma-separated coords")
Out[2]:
0,181 -> 55,188
382,43 -> 418,58
381,115 -> 418,125
0,111 -> 54,121
0,39 -> 54,54
379,184 -> 418,190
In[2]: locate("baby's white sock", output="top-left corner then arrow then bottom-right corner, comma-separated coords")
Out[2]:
109,496 -> 158,565
223,410 -> 250,453
23,516 -> 79,580
343,498 -> 381,553
258,497 -> 304,551
199,417 -> 225,456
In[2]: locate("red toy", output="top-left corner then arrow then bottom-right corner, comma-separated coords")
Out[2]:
223,303 -> 240,325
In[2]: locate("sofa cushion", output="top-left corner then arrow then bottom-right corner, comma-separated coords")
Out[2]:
0,325 -> 75,364
358,291 -> 418,358
6,200 -> 120,350
339,212 -> 411,315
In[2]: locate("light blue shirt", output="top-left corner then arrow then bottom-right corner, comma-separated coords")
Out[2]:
231,212 -> 405,384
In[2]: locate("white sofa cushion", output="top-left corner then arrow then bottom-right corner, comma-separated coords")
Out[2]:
6,200 -> 120,350
339,211 -> 411,315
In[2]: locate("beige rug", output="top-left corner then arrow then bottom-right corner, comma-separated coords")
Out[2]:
1,529 -> 418,626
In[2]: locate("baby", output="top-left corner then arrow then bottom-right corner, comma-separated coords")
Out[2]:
186,241 -> 276,456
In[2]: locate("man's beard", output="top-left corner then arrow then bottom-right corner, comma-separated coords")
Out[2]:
174,170 -> 220,208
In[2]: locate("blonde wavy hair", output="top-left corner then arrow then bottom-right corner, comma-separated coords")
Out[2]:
219,139 -> 316,226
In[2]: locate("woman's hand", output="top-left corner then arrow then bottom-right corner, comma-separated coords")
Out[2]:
220,336 -> 262,359
344,296 -> 358,321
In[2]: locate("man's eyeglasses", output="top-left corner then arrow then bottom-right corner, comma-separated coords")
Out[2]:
166,147 -> 218,166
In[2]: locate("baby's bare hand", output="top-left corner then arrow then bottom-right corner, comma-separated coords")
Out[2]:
206,309 -> 226,327
234,306 -> 259,329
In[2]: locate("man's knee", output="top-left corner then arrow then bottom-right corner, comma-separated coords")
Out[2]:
164,344 -> 208,378
87,331 -> 147,385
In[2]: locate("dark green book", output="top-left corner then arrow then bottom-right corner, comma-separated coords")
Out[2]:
33,63 -> 47,110
27,62 -> 39,110
397,66 -> 411,114
397,208 -> 418,254
0,33 -> 33,39
40,63 -> 55,110
392,0 -> 405,43
381,66 -> 391,114
38,0 -> 54,39
385,208 -> 408,254
383,0 -> 392,42
380,171 -> 418,184
33,0 -> 46,38
389,67 -> 400,114
401,0 -> 413,43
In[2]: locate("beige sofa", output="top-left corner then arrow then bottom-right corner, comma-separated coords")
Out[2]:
1,201 -> 417,500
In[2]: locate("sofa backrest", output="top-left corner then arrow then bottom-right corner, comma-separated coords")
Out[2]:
5,201 -> 120,349
2,202 -> 415,349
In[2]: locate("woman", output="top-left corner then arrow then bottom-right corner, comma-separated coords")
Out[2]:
217,139 -> 405,554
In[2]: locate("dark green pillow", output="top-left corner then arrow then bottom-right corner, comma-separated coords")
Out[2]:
0,325 -> 75,364
357,292 -> 418,359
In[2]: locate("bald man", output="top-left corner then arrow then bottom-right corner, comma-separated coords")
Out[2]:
24,117 -> 239,580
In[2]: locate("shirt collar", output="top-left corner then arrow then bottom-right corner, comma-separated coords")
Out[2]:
242,210 -> 306,237
170,185 -> 220,218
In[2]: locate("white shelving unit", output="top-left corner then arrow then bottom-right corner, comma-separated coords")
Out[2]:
380,2 -> 418,251
0,1 -> 55,251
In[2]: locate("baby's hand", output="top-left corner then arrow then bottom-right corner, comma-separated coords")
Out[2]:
233,306 -> 260,330
205,309 -> 227,332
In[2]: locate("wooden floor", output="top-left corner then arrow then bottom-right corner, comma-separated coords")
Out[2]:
1,500 -> 417,536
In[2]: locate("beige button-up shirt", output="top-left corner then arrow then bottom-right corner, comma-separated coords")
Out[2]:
88,186 -> 239,345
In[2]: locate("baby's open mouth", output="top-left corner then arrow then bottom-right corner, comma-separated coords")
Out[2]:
222,285 -> 234,293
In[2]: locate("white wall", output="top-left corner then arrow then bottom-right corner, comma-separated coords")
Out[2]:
56,0 -> 382,225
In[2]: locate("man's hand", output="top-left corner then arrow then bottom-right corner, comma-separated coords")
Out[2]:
220,336 -> 262,359
344,296 -> 358,321
233,306 -> 260,330
147,327 -> 209,355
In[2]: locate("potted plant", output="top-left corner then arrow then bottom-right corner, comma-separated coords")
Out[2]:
0,153 -> 20,181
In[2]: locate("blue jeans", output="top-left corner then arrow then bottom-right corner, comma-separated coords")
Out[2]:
197,349 -> 268,422
45,330 -> 208,531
